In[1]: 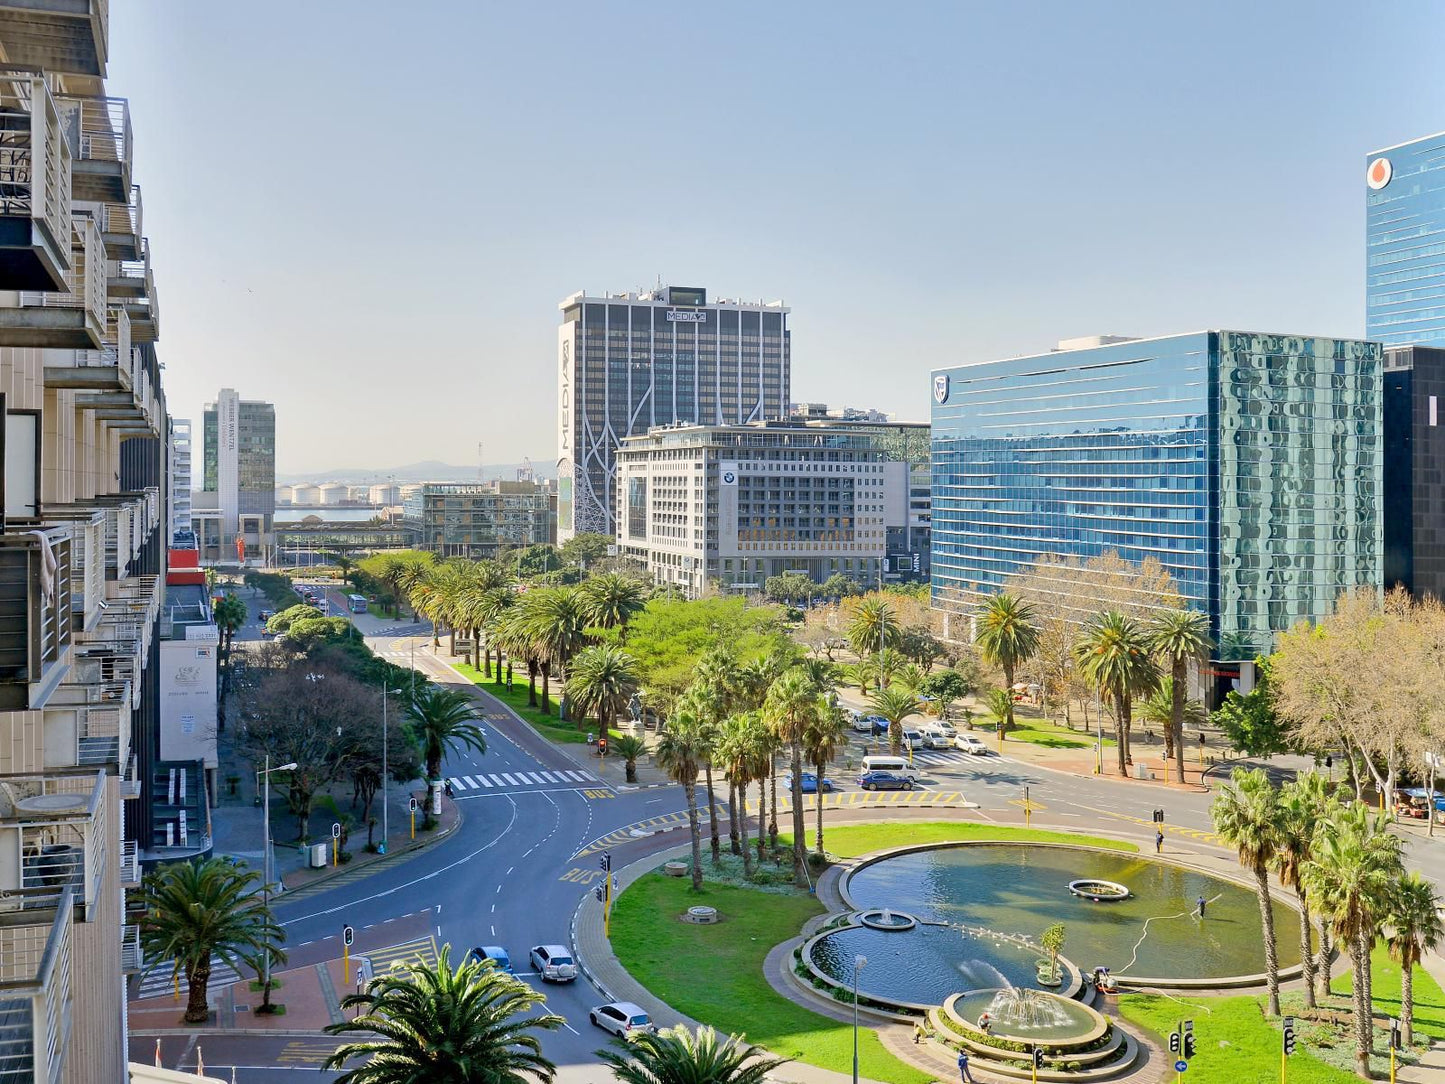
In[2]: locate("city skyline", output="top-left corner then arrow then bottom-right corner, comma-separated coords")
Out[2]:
105,1 -> 1445,471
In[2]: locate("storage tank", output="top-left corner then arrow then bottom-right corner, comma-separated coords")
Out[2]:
316,483 -> 347,506
291,484 -> 320,505
369,483 -> 401,505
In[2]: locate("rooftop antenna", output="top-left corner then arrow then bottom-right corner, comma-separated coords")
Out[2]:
477,441 -> 484,483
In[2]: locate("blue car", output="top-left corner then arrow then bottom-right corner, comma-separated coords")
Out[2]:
868,716 -> 890,737
857,770 -> 913,792
469,945 -> 512,972
793,772 -> 835,794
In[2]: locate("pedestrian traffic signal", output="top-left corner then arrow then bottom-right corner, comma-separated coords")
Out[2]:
1390,1017 -> 1401,1051
1282,1016 -> 1296,1056
1183,1031 -> 1196,1058
342,925 -> 354,948
1153,808 -> 1165,823
1033,1047 -> 1044,1069
1169,1030 -> 1180,1054
600,852 -> 612,872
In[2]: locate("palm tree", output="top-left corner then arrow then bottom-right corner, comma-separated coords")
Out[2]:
1385,871 -> 1444,1048
716,716 -> 757,877
407,685 -> 487,813
692,651 -> 741,864
611,733 -> 648,785
1139,679 -> 1206,757
803,702 -> 849,855
396,557 -> 433,620
765,669 -> 821,887
1211,768 -> 1285,1016
1147,609 -> 1212,783
975,593 -> 1040,742
1073,610 -> 1158,772
517,587 -> 589,715
597,1025 -> 788,1084
868,686 -> 921,756
324,945 -> 561,1084
213,593 -> 247,730
1304,803 -> 1404,1077
895,663 -> 926,693
846,596 -> 898,659
579,572 -> 647,631
655,707 -> 709,890
566,645 -> 639,736
140,857 -> 286,1024
985,687 -> 1013,748
495,608 -> 541,705
1275,773 -> 1330,1007
334,553 -> 355,588
741,712 -> 777,865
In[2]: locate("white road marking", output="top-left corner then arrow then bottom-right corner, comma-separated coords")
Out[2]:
500,773 -> 519,786
539,772 -> 558,783
560,1020 -> 580,1035
462,775 -> 479,788
488,774 -> 506,786
505,866 -> 514,876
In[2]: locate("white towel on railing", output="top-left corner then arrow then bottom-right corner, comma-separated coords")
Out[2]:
25,531 -> 56,599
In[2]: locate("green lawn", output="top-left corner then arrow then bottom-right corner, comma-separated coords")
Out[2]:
449,660 -> 620,746
998,716 -> 1115,750
1333,944 -> 1445,1041
611,873 -> 931,1084
786,821 -> 1138,858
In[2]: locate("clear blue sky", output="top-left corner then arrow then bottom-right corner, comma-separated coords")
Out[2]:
109,1 -> 1445,474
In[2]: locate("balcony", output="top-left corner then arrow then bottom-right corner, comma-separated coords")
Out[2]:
120,923 -> 140,973
56,94 -> 128,203
0,72 -> 71,292
0,527 -> 72,712
0,213 -> 105,348
0,889 -> 73,1084
47,677 -> 130,773
120,754 -> 138,800
114,240 -> 156,343
44,307 -> 131,395
0,770 -> 106,918
0,0 -> 108,77
119,839 -> 138,888
98,183 -> 139,259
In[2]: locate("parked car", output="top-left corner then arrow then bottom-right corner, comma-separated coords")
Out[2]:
918,722 -> 953,749
468,945 -> 512,972
901,729 -> 924,751
852,712 -> 875,734
529,944 -> 577,982
590,1001 -> 656,1036
793,772 -> 835,794
863,715 -> 889,736
858,770 -> 913,792
954,733 -> 989,755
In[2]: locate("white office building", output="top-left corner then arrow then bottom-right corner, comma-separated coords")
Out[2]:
169,417 -> 192,540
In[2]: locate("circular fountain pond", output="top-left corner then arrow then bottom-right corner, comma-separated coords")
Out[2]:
842,843 -> 1299,984
951,988 -> 1102,1043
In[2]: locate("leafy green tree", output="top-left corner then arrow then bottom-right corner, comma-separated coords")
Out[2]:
1073,609 -> 1158,771
820,573 -> 862,600
140,857 -> 286,1023
559,532 -> 613,570
868,686 -> 922,755
918,669 -> 972,719
898,626 -> 944,670
763,571 -> 816,606
1212,655 -> 1289,756
597,1025 -> 788,1084
611,732 -> 648,785
407,686 -> 486,812
514,543 -> 563,578
1147,608 -> 1212,782
325,945 -> 561,1084
1211,768 -> 1285,1016
566,645 -> 639,735
579,572 -> 647,631
655,708 -> 708,891
975,592 -> 1040,742
266,603 -> 323,634
1385,871 -> 1445,1048
621,597 -> 785,709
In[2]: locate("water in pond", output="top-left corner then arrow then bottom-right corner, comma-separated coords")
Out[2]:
954,989 -> 1098,1042
845,844 -> 1299,981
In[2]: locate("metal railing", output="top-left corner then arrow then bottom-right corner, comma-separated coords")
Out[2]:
0,888 -> 73,1084
51,675 -> 131,771
120,754 -> 139,800
56,94 -> 129,174
0,527 -> 73,698
119,840 -> 139,887
99,184 -> 141,240
0,771 -> 106,920
0,71 -> 72,266
120,924 -> 140,973
16,214 -> 104,331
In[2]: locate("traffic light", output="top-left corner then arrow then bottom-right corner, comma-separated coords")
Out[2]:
600,852 -> 612,873
1169,1031 -> 1180,1054
1033,1047 -> 1044,1069
1153,808 -> 1165,824
1183,1031 -> 1196,1059
1282,1016 -> 1296,1056
1390,1018 -> 1401,1052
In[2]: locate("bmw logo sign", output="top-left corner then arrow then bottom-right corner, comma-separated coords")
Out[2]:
722,470 -> 736,485
933,373 -> 950,404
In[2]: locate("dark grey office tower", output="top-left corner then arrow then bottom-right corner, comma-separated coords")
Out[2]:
557,286 -> 790,537
1383,346 -> 1445,598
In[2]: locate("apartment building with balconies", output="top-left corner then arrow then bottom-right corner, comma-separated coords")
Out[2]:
0,3 -> 192,1081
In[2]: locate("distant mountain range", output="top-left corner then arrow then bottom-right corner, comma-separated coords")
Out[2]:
277,460 -> 556,485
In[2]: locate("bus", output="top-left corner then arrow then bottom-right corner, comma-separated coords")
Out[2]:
347,594 -> 368,614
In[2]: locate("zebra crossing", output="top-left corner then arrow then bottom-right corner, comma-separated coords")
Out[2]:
136,955 -> 244,1000
854,743 -> 993,769
446,768 -> 601,793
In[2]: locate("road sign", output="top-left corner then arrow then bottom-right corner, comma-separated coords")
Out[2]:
342,925 -> 354,947
1183,1020 -> 1194,1032
1175,1061 -> 1188,1073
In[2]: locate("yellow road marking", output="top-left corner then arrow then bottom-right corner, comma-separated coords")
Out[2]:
559,866 -> 607,885
361,935 -> 439,974
277,1040 -> 343,1064
1008,798 -> 1048,812
582,789 -> 615,799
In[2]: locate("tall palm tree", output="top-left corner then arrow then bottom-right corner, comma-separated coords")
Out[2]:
692,651 -> 742,863
579,572 -> 647,631
742,711 -> 777,865
1385,871 -> 1444,1048
334,553 -> 355,587
396,557 -> 434,621
467,585 -> 515,677
1074,610 -> 1158,772
797,657 -> 839,698
975,593 -> 1040,742
407,685 -> 487,813
597,1025 -> 788,1084
985,687 -> 1014,749
846,596 -> 898,659
566,645 -> 639,736
868,686 -> 922,756
1139,679 -> 1206,755
803,702 -> 849,855
716,716 -> 757,877
765,669 -> 821,888
1147,609 -> 1212,783
517,587 -> 589,714
1304,803 -> 1403,1077
1274,773 -> 1330,1007
495,608 -> 541,705
1211,768 -> 1285,1016
655,707 -> 708,891
894,663 -> 927,693
213,593 -> 247,730
324,945 -> 561,1084
140,857 -> 286,1024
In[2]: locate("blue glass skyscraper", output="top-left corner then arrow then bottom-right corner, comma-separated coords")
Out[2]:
931,332 -> 1382,661
1366,132 -> 1445,347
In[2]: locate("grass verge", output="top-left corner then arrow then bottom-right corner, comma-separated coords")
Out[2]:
449,660 -> 620,746
611,872 -> 931,1084
785,821 -> 1138,858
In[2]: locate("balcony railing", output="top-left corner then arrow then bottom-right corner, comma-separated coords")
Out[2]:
49,676 -> 130,772
0,70 -> 71,292
2,213 -> 106,348
99,184 -> 141,257
56,93 -> 129,202
0,527 -> 72,711
0,887 -> 73,1084
0,770 -> 106,918
120,923 -> 140,973
119,839 -> 139,887
120,754 -> 139,800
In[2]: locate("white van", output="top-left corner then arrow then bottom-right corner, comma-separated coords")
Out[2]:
860,755 -> 920,782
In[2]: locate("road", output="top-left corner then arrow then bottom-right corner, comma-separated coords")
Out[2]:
133,583 -> 1445,1079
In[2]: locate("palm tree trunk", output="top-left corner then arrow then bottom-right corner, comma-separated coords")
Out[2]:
1121,694 -> 1133,766
704,765 -> 721,864
1002,662 -> 1015,737
768,769 -> 779,851
739,788 -> 754,878
790,740 -> 807,888
1351,933 -> 1371,1077
1318,923 -> 1333,993
184,964 -> 211,1024
814,758 -> 827,854
540,663 -> 552,714
484,643 -> 492,679
1254,863 -> 1281,1016
527,660 -> 538,706
728,781 -> 741,855
1168,659 -> 1185,779
1113,684 -> 1127,776
1403,952 -> 1415,1047
684,781 -> 703,891
1359,929 -> 1373,1036
756,779 -> 767,864
1299,895 -> 1317,1008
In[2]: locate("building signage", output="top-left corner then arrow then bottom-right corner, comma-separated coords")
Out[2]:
558,331 -> 572,454
933,373 -> 950,404
1367,157 -> 1392,190
666,310 -> 707,323
721,464 -> 738,486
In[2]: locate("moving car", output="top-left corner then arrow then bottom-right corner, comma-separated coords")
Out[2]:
858,770 -> 913,791
468,945 -> 512,972
529,944 -> 577,982
901,728 -> 924,751
590,1001 -> 655,1036
792,772 -> 835,794
954,733 -> 989,755
852,712 -> 876,734
918,722 -> 953,749
870,716 -> 891,738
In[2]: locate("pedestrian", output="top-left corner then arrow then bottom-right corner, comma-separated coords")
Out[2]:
1197,895 -> 1207,918
913,1022 -> 926,1045
977,1012 -> 991,1035
957,1050 -> 976,1083
1155,829 -> 1164,854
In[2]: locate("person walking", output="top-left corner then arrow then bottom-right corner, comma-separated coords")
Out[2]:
957,1050 -> 976,1083
1155,828 -> 1164,854
1196,895 -> 1207,918
914,1022 -> 927,1045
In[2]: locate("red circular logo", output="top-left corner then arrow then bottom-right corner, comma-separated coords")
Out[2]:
1368,157 -> 1393,190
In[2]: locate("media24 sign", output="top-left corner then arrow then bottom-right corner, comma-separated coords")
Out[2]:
666,310 -> 707,323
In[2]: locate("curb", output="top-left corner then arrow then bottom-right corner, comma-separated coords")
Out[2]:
275,800 -> 463,902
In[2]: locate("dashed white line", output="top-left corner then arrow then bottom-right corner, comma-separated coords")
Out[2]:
505,866 -> 514,876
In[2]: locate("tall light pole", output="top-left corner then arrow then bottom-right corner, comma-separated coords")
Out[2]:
852,954 -> 867,1084
380,682 -> 389,854
257,756 -> 297,994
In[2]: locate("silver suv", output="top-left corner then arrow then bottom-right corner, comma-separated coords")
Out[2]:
529,944 -> 578,982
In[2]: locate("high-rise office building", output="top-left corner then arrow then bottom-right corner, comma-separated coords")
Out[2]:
168,417 -> 192,542
557,286 -> 790,539
1366,132 -> 1445,348
931,332 -> 1382,668
1383,345 -> 1445,599
194,389 -> 275,561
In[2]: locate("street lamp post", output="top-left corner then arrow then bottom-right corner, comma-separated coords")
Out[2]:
380,681 -> 388,855
257,756 -> 297,994
852,954 -> 867,1084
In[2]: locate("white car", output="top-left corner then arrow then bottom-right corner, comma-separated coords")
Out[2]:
918,723 -> 953,749
954,733 -> 989,755
590,1001 -> 656,1036
529,944 -> 578,982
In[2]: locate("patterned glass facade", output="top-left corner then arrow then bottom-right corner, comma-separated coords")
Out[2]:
1367,132 -> 1445,347
932,332 -> 1382,658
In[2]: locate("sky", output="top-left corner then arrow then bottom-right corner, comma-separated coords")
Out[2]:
108,1 -> 1445,475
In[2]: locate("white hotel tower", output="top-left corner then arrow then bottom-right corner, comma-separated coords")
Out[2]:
557,285 -> 790,538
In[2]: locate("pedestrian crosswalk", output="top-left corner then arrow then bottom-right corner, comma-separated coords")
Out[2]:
447,768 -> 600,793
136,955 -> 245,1000
852,744 -> 992,769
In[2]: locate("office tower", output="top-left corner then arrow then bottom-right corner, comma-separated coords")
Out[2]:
403,480 -> 555,559
557,285 -> 790,539
1366,132 -> 1445,347
931,332 -> 1382,676
1383,345 -> 1445,599
168,417 -> 192,542
194,389 -> 275,561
